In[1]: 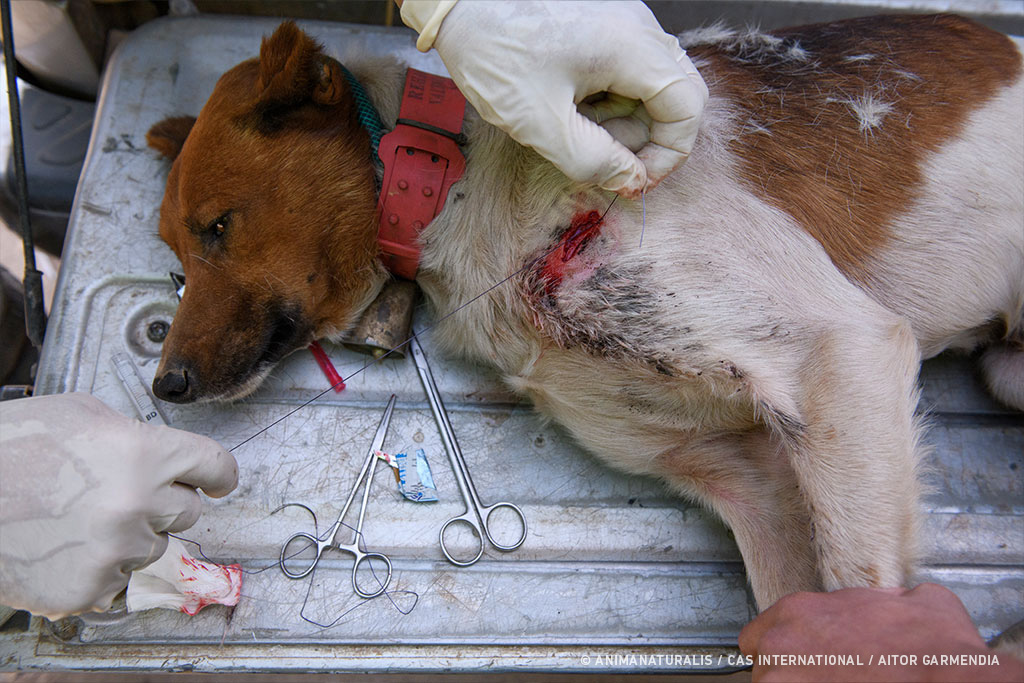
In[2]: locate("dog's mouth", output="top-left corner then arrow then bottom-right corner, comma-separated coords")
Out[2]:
155,303 -> 313,404
213,305 -> 312,401
256,305 -> 308,369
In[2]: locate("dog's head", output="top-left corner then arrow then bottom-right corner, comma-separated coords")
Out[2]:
147,22 -> 385,403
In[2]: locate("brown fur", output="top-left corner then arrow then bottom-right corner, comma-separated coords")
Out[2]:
147,25 -> 383,400
688,14 -> 1022,279
146,116 -> 198,160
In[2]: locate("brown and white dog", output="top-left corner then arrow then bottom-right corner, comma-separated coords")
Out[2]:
146,15 -> 1023,609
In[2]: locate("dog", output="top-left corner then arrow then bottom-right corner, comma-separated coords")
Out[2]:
145,14 -> 1023,610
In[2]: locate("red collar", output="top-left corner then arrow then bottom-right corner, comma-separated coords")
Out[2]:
376,69 -> 467,280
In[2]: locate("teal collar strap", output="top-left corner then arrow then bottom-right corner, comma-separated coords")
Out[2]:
339,64 -> 386,165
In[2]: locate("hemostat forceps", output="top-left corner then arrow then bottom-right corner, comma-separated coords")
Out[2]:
279,395 -> 396,598
409,334 -> 527,566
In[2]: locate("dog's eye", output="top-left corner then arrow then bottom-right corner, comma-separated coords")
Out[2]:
207,213 -> 231,236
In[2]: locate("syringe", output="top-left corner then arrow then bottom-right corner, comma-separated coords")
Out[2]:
111,351 -> 167,426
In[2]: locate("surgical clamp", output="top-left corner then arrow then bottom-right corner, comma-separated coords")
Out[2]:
279,395 -> 396,598
409,334 -> 527,566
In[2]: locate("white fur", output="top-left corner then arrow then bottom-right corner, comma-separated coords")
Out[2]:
860,49 -> 1024,359
827,92 -> 895,133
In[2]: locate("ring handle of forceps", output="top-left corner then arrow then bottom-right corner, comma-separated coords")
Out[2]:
279,531 -> 325,580
279,532 -> 394,598
350,550 -> 393,599
439,501 -> 528,566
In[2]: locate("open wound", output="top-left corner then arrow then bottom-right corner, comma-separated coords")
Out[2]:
532,210 -> 606,299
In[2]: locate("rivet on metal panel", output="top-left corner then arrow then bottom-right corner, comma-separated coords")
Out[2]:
147,320 -> 169,343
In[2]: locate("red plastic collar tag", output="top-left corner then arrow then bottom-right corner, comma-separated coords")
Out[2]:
377,69 -> 467,280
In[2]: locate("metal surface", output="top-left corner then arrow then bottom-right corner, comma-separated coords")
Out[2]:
2,11 -> 1021,675
409,334 -> 528,567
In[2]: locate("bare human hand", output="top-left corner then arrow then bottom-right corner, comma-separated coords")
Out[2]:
739,584 -> 1024,682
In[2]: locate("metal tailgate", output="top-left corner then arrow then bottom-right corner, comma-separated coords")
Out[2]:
3,14 -> 1021,675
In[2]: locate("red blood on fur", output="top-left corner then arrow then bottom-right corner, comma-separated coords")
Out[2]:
537,210 -> 604,293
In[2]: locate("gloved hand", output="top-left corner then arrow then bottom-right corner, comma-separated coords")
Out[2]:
0,393 -> 238,620
400,0 -> 708,198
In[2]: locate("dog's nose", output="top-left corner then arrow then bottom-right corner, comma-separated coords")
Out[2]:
153,366 -> 194,403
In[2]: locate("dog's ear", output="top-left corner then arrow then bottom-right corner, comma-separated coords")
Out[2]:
312,58 -> 348,107
146,116 -> 197,161
256,21 -> 348,111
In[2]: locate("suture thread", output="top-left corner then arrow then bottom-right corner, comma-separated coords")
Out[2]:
227,194 -> 620,453
639,189 -> 647,248
170,511 -> 419,630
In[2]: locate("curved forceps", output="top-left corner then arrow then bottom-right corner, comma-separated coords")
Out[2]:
279,395 -> 396,598
409,334 -> 527,566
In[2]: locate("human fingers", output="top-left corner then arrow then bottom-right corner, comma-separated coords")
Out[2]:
511,95 -> 649,197
153,425 -> 239,497
577,93 -> 641,124
903,583 -> 987,647
581,95 -> 654,160
742,587 -> 911,657
147,482 -> 204,533
739,594 -> 789,656
608,41 -> 707,190
578,45 -> 706,195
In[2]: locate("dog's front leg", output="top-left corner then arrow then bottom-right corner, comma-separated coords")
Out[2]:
657,431 -> 821,610
512,349 -> 823,609
780,317 -> 926,593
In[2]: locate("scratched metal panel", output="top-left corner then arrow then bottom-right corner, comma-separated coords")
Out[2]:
15,13 -> 1024,674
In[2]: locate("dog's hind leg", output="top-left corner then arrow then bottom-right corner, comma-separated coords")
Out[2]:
779,317 -> 926,593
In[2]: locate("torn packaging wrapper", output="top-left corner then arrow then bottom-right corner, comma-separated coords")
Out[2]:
396,449 -> 438,503
126,537 -> 242,615
376,449 -> 438,502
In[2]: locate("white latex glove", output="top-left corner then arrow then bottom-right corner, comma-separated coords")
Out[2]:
0,393 -> 238,620
400,0 -> 708,198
